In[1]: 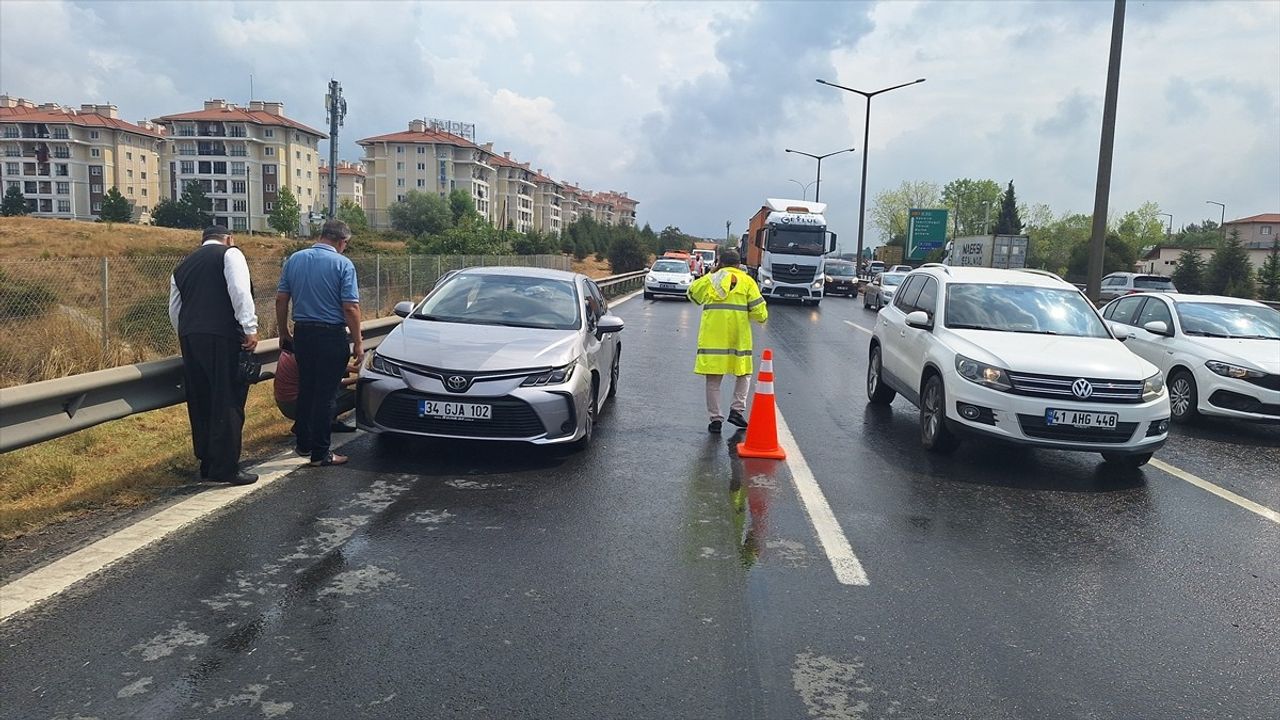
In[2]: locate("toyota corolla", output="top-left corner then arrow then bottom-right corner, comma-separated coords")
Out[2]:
356,267 -> 624,450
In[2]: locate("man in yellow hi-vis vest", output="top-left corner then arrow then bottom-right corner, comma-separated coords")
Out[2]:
687,249 -> 768,433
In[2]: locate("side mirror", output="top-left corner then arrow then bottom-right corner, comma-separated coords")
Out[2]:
828,232 -> 838,252
598,314 -> 625,334
1143,320 -> 1171,336
905,310 -> 932,330
1109,322 -> 1135,342
393,301 -> 413,318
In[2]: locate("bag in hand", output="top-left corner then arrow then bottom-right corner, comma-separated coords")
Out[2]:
236,349 -> 262,385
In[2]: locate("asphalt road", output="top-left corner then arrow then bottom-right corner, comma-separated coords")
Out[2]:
2,291 -> 1278,720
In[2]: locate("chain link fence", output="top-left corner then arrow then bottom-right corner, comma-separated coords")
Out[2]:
0,254 -> 569,388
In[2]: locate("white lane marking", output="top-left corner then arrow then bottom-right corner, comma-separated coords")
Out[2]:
610,288 -> 643,307
1150,458 -> 1280,525
775,410 -> 870,586
842,320 -> 873,336
0,433 -> 360,623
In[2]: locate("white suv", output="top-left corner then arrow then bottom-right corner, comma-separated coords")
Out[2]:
867,265 -> 1171,467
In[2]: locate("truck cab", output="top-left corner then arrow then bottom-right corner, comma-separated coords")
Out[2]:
743,199 -> 837,306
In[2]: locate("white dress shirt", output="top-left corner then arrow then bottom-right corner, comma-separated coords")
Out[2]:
168,240 -> 259,336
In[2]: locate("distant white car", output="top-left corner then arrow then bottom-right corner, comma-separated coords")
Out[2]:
863,271 -> 908,310
644,258 -> 694,300
1101,293 -> 1280,423
868,265 -> 1169,467
889,264 -> 913,274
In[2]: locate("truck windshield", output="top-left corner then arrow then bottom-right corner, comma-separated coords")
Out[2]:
767,228 -> 826,255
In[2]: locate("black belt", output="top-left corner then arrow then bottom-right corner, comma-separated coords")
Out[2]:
294,321 -> 345,328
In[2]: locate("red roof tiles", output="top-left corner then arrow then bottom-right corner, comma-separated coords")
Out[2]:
1225,213 -> 1280,224
0,106 -> 164,138
154,108 -> 326,138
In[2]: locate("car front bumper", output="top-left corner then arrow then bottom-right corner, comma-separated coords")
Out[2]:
943,369 -> 1170,454
1193,366 -> 1280,422
645,281 -> 691,297
356,364 -> 592,444
761,282 -> 822,299
824,279 -> 859,295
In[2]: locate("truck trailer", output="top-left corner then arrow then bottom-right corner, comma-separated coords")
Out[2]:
741,198 -> 837,306
943,234 -> 1030,269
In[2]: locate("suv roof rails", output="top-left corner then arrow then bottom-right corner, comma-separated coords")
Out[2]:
919,263 -> 951,274
1015,268 -> 1064,282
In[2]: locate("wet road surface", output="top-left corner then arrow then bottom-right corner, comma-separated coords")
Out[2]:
2,292 -> 1277,719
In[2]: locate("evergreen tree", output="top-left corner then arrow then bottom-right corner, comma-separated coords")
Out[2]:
993,180 -> 1023,234
608,229 -> 649,273
1,185 -> 28,216
1206,230 -> 1255,298
389,190 -> 451,240
1067,233 -> 1135,280
180,181 -> 213,229
98,187 -> 133,222
1255,239 -> 1280,301
268,186 -> 303,236
447,188 -> 480,225
1170,248 -> 1207,295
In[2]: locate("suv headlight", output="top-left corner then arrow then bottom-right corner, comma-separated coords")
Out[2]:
1143,372 -> 1165,401
646,274 -> 657,284
811,280 -> 824,289
762,277 -> 774,287
367,351 -> 403,378
522,361 -> 576,387
955,355 -> 1011,391
1205,360 -> 1264,379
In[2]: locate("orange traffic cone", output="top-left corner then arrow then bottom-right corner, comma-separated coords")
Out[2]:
737,348 -> 787,460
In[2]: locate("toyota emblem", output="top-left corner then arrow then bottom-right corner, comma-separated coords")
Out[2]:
1071,378 -> 1094,399
445,375 -> 470,392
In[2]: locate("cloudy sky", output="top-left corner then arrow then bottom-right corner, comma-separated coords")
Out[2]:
2,0 -> 1277,247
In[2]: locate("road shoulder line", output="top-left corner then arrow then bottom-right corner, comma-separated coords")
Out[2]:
1150,458 -> 1280,525
775,410 -> 871,586
843,320 -> 873,336
0,433 -> 359,623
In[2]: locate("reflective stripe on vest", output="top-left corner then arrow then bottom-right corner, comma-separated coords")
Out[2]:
703,303 -> 750,311
696,348 -> 754,356
747,297 -> 765,308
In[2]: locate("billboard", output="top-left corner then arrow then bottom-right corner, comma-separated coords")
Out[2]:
907,208 -> 949,261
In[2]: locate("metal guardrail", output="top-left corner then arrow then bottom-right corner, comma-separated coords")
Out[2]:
0,317 -> 400,454
0,269 -> 647,454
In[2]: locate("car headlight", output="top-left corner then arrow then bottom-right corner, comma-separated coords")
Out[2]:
762,277 -> 774,287
522,361 -> 576,387
646,274 -> 657,283
1143,372 -> 1165,401
812,280 -> 824,289
366,351 -> 403,378
1205,360 -> 1264,379
955,355 -> 1011,391
678,276 -> 690,285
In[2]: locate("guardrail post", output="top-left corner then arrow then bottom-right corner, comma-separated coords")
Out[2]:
375,255 -> 382,317
100,257 -> 109,358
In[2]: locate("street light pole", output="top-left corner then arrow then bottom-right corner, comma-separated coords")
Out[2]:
1085,0 -> 1126,304
788,179 -> 818,200
1157,212 -> 1173,244
1206,201 -> 1225,240
816,77 -> 926,271
784,147 -> 855,203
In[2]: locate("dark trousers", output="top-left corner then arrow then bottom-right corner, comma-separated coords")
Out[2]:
180,333 -> 248,480
294,323 -> 350,461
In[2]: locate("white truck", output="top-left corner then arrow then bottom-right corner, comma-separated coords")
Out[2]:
742,198 -> 838,306
943,234 -> 1029,269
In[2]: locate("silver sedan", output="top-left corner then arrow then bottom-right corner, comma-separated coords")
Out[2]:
356,267 -> 623,450
862,271 -> 909,311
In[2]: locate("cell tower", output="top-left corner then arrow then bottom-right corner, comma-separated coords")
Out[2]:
325,80 -> 347,218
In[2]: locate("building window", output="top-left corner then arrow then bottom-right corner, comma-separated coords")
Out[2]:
231,162 -> 245,176
417,146 -> 426,154
57,200 -> 71,213
92,201 -> 102,212
56,182 -> 69,194
91,148 -> 101,158
306,171 -> 311,179
1263,226 -> 1273,236
126,152 -> 133,161
295,169 -> 301,178
198,161 -> 212,174
397,194 -> 404,202
397,178 -> 405,187
417,162 -> 425,171
264,164 -> 276,175
24,181 -> 36,194
397,161 -> 404,171
232,180 -> 246,193
180,160 -> 194,174
296,185 -> 301,195
306,153 -> 311,162
265,183 -> 276,193
264,128 -> 274,138
265,147 -> 275,156
127,169 -> 133,178
233,199 -> 246,212
265,201 -> 275,211
306,187 -> 312,196
141,171 -> 147,179
3,162 -> 15,175
397,146 -> 404,154
90,130 -> 99,139
127,187 -> 134,195
89,166 -> 102,177
296,150 -> 301,160
53,147 -> 70,159
212,161 -> 226,174
232,217 -> 247,230
417,179 -> 425,187
141,188 -> 148,197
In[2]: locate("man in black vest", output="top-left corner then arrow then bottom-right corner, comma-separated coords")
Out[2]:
168,226 -> 260,485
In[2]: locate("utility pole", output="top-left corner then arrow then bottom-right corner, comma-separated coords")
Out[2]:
325,79 -> 347,218
726,220 -> 732,243
1086,0 -> 1126,304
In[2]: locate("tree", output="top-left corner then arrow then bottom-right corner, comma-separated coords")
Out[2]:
1257,239 -> 1280,302
0,185 -> 28,216
1114,202 -> 1166,256
608,229 -> 650,273
1206,229 -> 1255,298
389,190 -> 452,240
1172,220 -> 1222,248
335,198 -> 368,233
268,186 -> 303,236
1067,232 -> 1135,281
639,222 -> 658,255
98,186 -> 132,222
1028,213 -> 1092,276
150,198 -> 186,228
870,180 -> 941,246
993,180 -> 1023,235
1170,249 -> 1208,295
152,181 -> 211,229
940,178 -> 1002,237
447,188 -> 480,225
657,224 -> 695,254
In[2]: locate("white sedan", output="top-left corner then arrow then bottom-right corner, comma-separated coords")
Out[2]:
643,259 -> 694,300
1101,293 -> 1280,423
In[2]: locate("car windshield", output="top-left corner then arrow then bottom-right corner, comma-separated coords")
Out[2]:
945,283 -> 1109,337
1133,276 -> 1176,290
827,264 -> 855,277
414,274 -> 580,330
1176,302 -> 1280,340
652,260 -> 688,274
881,273 -> 907,287
767,228 -> 826,255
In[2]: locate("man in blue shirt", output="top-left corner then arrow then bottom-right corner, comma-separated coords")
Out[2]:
276,219 -> 362,466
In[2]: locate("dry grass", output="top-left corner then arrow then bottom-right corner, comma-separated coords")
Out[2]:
571,256 -> 615,279
0,216 -> 302,259
0,382 -> 294,540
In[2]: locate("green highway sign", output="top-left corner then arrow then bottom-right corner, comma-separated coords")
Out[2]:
907,208 -> 948,261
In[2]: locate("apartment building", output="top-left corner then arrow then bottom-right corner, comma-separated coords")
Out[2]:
559,183 -> 584,226
1223,213 -> 1279,249
357,120 -> 496,228
153,100 -> 326,232
317,161 -> 366,212
529,170 -> 565,236
0,95 -> 165,221
483,151 -> 539,233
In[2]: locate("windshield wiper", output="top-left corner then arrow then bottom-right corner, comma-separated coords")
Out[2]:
1184,330 -> 1232,338
1008,329 -> 1061,335
948,323 -> 1001,331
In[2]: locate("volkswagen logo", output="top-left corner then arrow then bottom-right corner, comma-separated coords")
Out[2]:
445,375 -> 470,392
1071,378 -> 1094,399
